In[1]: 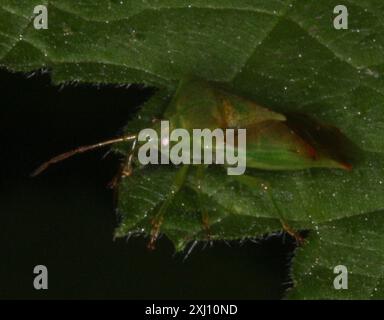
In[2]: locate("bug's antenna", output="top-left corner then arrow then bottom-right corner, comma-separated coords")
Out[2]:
31,134 -> 137,177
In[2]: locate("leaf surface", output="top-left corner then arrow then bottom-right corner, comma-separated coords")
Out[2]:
2,0 -> 384,299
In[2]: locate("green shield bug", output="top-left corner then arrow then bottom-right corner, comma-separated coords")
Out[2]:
32,78 -> 356,246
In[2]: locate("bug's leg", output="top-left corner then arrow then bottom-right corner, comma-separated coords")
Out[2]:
280,220 -> 305,245
201,211 -> 211,241
145,118 -> 181,247
196,165 -> 211,240
109,118 -> 161,188
147,165 -> 190,250
147,215 -> 164,250
108,160 -> 127,189
108,138 -> 137,189
262,182 -> 305,245
123,141 -> 137,177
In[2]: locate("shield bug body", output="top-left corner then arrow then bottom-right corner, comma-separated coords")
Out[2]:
158,79 -> 353,172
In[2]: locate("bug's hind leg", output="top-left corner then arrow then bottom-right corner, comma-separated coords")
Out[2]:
280,219 -> 305,245
262,181 -> 305,245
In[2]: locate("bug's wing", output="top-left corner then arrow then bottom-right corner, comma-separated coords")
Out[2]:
163,78 -> 357,172
244,116 -> 357,171
216,89 -> 286,128
285,113 -> 358,169
165,78 -> 286,131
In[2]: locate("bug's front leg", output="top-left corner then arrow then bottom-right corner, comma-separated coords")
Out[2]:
148,215 -> 164,250
147,165 -> 191,250
109,116 -> 165,189
196,165 -> 211,240
108,138 -> 137,189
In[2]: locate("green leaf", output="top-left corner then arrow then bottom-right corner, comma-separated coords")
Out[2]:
3,0 -> 384,299
287,210 -> 384,299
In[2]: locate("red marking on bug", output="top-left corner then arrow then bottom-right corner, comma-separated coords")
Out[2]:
340,162 -> 353,171
305,144 -> 317,159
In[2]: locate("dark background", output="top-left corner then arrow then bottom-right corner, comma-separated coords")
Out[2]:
0,68 -> 296,299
